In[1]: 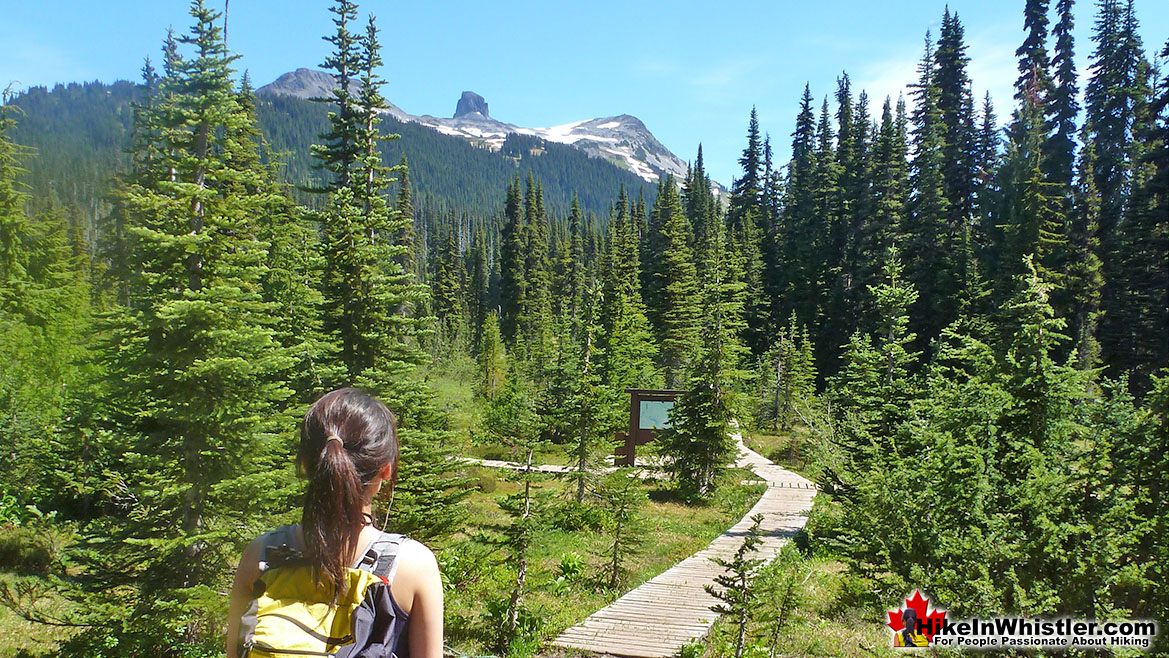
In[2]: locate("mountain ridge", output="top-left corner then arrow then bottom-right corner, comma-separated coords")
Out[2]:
257,68 -> 721,192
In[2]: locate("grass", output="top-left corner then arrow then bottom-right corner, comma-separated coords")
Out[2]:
444,471 -> 766,657
0,573 -> 76,657
700,555 -> 899,658
743,425 -> 815,476
0,365 -> 883,658
424,354 -> 481,437
464,442 -> 576,466
689,490 -> 901,658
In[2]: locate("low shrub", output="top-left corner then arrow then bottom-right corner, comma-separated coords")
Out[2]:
0,522 -> 74,574
547,500 -> 606,531
469,467 -> 498,493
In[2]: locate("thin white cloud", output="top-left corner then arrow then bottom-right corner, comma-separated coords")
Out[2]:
966,22 -> 1023,115
855,46 -> 919,110
854,20 -> 1021,118
634,54 -> 763,95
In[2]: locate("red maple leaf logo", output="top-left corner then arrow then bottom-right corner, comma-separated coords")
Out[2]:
887,590 -> 947,641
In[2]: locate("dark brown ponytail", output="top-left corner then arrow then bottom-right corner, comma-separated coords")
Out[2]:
298,388 -> 399,601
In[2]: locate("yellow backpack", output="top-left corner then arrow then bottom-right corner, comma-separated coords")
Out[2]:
236,526 -> 408,658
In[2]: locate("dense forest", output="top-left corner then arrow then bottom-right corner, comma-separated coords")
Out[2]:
0,0 -> 1166,656
8,76 -> 656,245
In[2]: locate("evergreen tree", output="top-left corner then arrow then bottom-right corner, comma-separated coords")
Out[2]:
999,78 -> 1068,290
841,84 -> 875,327
993,262 -> 1087,609
0,100 -> 29,288
778,85 -> 817,332
661,215 -> 745,496
973,93 -> 1002,273
1066,139 -> 1105,371
905,33 -> 953,352
564,195 -> 587,341
730,108 -> 764,218
596,469 -> 647,589
935,9 -> 978,246
759,136 -> 786,333
74,3 -> 294,647
467,226 -> 490,343
1014,0 -> 1053,113
315,11 -> 422,388
477,310 -> 507,400
727,109 -> 768,352
395,155 -> 417,284
857,97 -> 909,330
753,546 -> 808,658
313,4 -> 466,543
0,104 -> 95,518
242,87 -> 337,403
518,174 -> 553,367
706,514 -> 765,658
597,188 -> 660,393
1085,0 -> 1152,382
431,222 -> 466,352
1110,371 -> 1169,642
650,177 -> 700,388
1117,39 -> 1168,385
499,175 -> 525,344
825,249 -> 920,495
811,97 -> 844,368
310,0 -> 361,191
684,145 -> 717,283
1046,0 -> 1079,187
482,375 -> 549,651
757,314 -> 817,432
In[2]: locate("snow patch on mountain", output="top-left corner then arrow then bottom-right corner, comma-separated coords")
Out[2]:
257,69 -> 722,191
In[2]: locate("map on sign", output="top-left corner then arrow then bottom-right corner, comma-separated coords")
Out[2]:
638,400 -> 675,430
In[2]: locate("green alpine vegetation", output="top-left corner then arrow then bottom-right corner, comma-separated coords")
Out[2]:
0,0 -> 1167,656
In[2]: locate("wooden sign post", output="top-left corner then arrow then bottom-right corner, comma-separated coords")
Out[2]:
614,388 -> 684,466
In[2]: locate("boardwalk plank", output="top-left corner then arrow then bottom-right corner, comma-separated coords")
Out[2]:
549,435 -> 815,657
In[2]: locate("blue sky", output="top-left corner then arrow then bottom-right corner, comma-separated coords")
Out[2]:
2,0 -> 1166,185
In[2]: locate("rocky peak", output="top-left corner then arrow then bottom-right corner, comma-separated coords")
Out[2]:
454,91 -> 489,119
255,67 -> 360,100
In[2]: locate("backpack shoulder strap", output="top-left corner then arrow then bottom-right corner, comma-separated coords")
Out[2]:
258,525 -> 301,572
353,531 -> 407,581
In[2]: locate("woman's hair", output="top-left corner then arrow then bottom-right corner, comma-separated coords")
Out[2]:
298,387 -> 399,600
901,607 -> 919,646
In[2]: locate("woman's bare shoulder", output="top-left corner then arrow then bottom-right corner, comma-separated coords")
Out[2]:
235,537 -> 264,582
397,536 -> 439,575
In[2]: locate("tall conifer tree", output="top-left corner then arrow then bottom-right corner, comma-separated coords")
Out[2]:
1014,0 -> 1054,113
935,10 -> 977,246
1046,0 -> 1079,186
312,3 -> 465,541
598,187 -> 660,393
857,97 -> 909,331
88,2 -> 293,643
905,33 -> 952,351
499,175 -> 526,345
779,85 -> 818,332
662,216 -> 745,496
650,178 -> 700,388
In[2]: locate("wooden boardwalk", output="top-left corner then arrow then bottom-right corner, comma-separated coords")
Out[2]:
456,455 -> 668,479
548,437 -> 816,658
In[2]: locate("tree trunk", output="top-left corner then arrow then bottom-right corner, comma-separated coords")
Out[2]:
505,449 -> 534,642
610,513 -> 623,589
736,600 -> 748,658
576,325 -> 593,503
